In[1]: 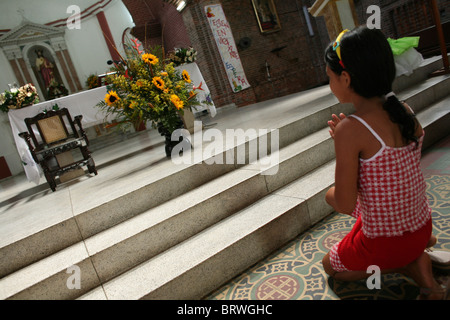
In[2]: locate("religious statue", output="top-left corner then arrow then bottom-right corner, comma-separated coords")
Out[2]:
35,49 -> 55,88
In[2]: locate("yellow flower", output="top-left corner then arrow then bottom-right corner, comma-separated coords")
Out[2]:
160,71 -> 168,76
152,77 -> 165,90
170,94 -> 184,110
142,53 -> 159,65
105,90 -> 120,106
182,70 -> 191,83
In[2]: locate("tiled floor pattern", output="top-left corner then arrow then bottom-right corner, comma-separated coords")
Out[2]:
207,135 -> 450,300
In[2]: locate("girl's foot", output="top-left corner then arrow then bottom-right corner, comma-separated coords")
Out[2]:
426,234 -> 437,248
402,252 -> 443,300
418,281 -> 450,300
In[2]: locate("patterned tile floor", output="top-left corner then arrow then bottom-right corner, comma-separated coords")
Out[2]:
207,135 -> 450,300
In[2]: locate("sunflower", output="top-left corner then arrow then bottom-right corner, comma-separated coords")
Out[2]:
142,53 -> 159,65
182,70 -> 191,83
152,77 -> 165,90
170,94 -> 184,110
105,90 -> 120,106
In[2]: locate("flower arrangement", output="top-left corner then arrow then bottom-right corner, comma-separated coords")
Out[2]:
0,83 -> 40,113
47,80 -> 69,100
168,47 -> 198,67
97,38 -> 200,136
86,74 -> 100,89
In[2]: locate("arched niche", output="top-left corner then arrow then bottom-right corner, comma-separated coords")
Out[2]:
23,43 -> 67,100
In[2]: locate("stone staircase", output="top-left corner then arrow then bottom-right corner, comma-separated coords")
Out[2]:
0,56 -> 449,300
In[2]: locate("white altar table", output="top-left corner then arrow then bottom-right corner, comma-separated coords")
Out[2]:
175,62 -> 217,117
8,86 -> 112,184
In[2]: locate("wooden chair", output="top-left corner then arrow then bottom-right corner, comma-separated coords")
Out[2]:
19,108 -> 97,191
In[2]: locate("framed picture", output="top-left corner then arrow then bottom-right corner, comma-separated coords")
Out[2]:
251,0 -> 281,33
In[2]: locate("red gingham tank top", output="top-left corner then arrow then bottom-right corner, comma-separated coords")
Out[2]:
349,115 -> 431,239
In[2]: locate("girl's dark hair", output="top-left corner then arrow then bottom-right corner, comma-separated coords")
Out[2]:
325,26 -> 418,146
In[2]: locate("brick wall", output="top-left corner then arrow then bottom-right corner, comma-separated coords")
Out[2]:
122,0 -> 191,50
161,5 -> 192,49
182,1 -> 258,107
120,0 -> 449,109
354,0 -> 450,38
182,0 -> 330,108
123,0 -> 330,108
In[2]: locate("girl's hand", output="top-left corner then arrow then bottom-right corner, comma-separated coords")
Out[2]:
327,113 -> 346,139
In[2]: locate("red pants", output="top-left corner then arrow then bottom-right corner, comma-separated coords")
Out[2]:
331,215 -> 432,272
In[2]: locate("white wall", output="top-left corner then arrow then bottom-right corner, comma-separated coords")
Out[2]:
0,0 -> 104,28
0,0 -> 135,90
65,0 -> 135,83
0,52 -> 18,98
0,0 -> 135,177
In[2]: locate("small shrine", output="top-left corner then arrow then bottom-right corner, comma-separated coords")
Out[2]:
0,21 -> 78,101
309,0 -> 359,41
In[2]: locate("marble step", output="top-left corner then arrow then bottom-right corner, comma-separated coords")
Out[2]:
0,86 -> 338,278
78,93 -> 450,300
0,120 -> 334,299
399,74 -> 450,114
392,53 -> 450,94
80,161 -> 337,300
2,93 -> 448,300
0,66 -> 448,279
0,58 -> 448,299
417,95 -> 450,149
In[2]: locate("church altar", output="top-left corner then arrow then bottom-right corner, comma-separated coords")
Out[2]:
8,86 -> 112,184
9,63 -> 216,184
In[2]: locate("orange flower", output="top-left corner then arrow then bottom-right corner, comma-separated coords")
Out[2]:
129,101 -> 138,109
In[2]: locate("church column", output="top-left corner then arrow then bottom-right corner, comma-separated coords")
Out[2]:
54,50 -> 76,92
16,58 -> 33,84
96,10 -> 121,61
62,50 -> 82,90
3,46 -> 31,86
7,59 -> 25,85
51,37 -> 82,92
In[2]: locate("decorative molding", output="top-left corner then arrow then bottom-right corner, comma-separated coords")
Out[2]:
46,0 -> 114,28
50,36 -> 68,51
0,22 -> 64,47
0,0 -> 115,36
2,45 -> 23,60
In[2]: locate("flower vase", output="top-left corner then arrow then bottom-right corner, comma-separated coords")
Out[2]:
157,118 -> 190,158
134,119 -> 147,132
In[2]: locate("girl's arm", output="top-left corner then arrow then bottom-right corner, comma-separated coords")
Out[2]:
326,116 -> 360,215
